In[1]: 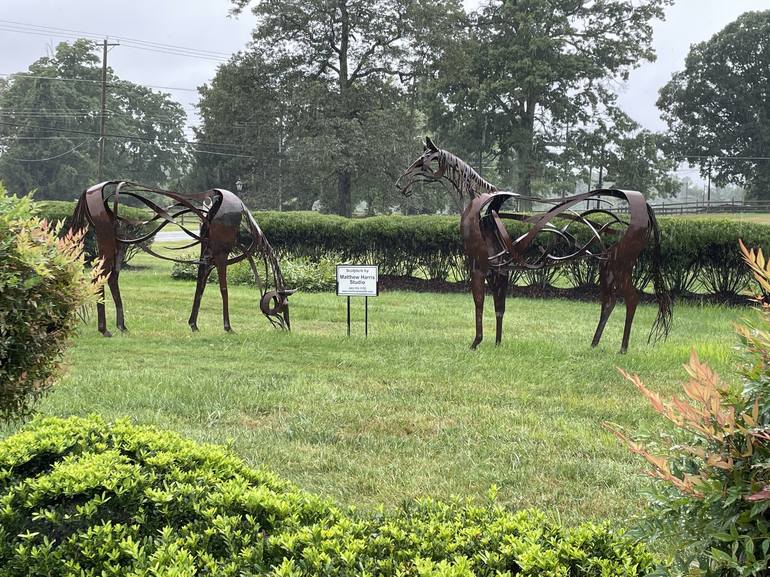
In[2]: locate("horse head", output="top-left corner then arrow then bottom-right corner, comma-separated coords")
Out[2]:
259,288 -> 296,330
395,136 -> 445,196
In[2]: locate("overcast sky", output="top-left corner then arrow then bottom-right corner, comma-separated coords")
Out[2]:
1,0 -> 768,140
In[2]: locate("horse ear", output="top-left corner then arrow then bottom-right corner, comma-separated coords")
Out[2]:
425,136 -> 438,152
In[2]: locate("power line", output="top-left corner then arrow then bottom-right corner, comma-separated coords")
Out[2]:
0,20 -> 232,58
0,21 -> 231,62
686,154 -> 770,161
0,120 -> 255,152
11,139 -> 93,162
0,72 -> 201,93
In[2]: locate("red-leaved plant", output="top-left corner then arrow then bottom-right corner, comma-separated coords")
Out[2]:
606,240 -> 770,576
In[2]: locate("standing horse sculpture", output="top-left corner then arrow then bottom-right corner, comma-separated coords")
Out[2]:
70,180 -> 294,336
396,137 -> 672,353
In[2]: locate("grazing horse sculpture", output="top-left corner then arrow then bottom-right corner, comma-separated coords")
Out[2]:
70,180 -> 294,336
396,137 -> 672,353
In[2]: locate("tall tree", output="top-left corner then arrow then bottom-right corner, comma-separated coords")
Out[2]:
658,10 -> 770,199
230,0 -> 463,216
427,0 -> 670,195
0,40 -> 189,200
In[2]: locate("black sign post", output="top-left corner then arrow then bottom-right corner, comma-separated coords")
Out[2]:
336,265 -> 378,337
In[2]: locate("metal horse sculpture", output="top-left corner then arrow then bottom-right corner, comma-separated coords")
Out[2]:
396,137 -> 672,353
70,180 -> 294,336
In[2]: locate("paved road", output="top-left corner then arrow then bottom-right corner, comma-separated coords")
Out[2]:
155,229 -> 199,243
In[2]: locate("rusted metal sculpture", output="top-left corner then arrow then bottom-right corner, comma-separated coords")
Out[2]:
70,181 -> 294,336
396,137 -> 672,353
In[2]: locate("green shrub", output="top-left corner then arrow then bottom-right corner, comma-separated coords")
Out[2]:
0,189 -> 98,423
606,242 -> 770,576
171,255 -> 337,292
0,415 -> 656,576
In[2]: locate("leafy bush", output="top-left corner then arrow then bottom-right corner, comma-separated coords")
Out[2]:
0,189 -> 98,422
0,415 -> 656,576
606,241 -> 770,576
171,255 -> 337,292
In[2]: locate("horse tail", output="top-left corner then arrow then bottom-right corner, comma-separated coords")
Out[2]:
70,191 -> 90,235
646,202 -> 672,343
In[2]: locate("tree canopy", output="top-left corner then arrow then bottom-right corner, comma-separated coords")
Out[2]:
0,40 -> 189,200
658,10 -> 770,199
426,0 -> 671,197
224,0 -> 463,216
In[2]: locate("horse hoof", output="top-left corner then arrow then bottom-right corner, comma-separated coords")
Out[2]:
189,324 -> 199,332
224,326 -> 233,333
100,330 -> 113,338
118,326 -> 128,333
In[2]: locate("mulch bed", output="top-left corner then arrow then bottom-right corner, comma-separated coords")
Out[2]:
379,275 -> 753,306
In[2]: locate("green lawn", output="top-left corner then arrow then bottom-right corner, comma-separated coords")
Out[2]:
5,250 -> 755,526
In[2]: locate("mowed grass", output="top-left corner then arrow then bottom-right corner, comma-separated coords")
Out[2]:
5,249 -> 755,525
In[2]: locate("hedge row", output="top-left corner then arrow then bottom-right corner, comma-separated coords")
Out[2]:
0,416 -> 657,576
39,201 -> 770,297
253,211 -> 770,297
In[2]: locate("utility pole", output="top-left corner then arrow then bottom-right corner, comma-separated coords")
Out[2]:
706,157 -> 712,204
598,143 -> 605,188
97,38 -> 119,182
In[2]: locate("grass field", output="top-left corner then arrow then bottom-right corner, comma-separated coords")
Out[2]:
4,249 -> 756,526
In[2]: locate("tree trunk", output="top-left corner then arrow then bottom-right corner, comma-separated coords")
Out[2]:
337,170 -> 352,217
517,97 -> 537,197
335,0 -> 352,217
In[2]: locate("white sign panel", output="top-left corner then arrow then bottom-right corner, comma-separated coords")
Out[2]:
336,265 -> 379,297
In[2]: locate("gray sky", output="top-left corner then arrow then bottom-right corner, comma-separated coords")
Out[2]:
1,0 -> 768,140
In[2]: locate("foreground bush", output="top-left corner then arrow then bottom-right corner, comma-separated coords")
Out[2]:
606,242 -> 770,576
0,415 -> 656,576
0,189 -> 97,422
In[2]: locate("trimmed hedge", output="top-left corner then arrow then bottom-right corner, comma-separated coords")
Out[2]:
171,255 -> 337,292
38,202 -> 770,298
0,416 -> 657,576
253,211 -> 770,298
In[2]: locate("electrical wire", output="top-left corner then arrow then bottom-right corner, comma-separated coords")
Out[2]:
10,139 -> 93,162
0,72 -> 201,93
0,120 -> 268,158
0,21 -> 231,62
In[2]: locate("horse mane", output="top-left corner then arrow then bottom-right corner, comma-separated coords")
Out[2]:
438,150 -> 498,208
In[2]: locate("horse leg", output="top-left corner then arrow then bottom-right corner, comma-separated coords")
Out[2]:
470,269 -> 486,349
96,283 -> 111,337
188,260 -> 213,331
619,277 -> 640,354
215,256 -> 232,332
97,256 -> 116,337
491,272 -> 509,345
108,270 -> 127,333
591,265 -> 616,348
